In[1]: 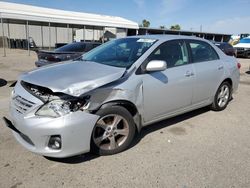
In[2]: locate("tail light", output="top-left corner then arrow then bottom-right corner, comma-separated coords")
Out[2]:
47,55 -> 59,62
237,62 -> 241,69
59,54 -> 72,61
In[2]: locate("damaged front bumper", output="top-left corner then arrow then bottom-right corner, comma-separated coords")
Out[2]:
5,81 -> 100,158
4,111 -> 99,158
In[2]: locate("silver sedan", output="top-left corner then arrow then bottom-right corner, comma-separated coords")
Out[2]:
4,35 -> 240,157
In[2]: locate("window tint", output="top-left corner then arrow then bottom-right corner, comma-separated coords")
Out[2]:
85,44 -> 94,52
148,40 -> 189,68
55,42 -> 100,52
225,43 -> 233,50
188,41 -> 219,63
55,43 -> 86,52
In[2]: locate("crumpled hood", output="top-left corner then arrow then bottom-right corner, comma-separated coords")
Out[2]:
21,61 -> 126,96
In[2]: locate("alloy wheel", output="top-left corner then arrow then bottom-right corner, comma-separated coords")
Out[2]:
93,114 -> 129,151
217,84 -> 230,108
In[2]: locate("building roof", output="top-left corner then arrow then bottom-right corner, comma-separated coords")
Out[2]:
139,27 -> 231,36
0,2 -> 139,29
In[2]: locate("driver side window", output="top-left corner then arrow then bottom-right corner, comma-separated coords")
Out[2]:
148,40 -> 189,68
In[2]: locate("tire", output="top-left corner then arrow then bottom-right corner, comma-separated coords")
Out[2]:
91,106 -> 136,155
211,82 -> 232,111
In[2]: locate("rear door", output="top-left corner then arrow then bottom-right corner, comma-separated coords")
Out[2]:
142,40 -> 195,122
186,40 -> 224,105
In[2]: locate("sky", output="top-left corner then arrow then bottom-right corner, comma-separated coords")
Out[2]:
3,0 -> 250,35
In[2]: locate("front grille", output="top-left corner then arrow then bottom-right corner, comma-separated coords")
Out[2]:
13,95 -> 35,114
236,47 -> 245,51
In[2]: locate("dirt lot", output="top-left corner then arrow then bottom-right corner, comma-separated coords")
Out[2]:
0,49 -> 250,188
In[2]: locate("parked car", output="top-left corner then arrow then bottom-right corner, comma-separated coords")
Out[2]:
3,35 -> 240,158
233,37 -> 250,58
214,42 -> 237,57
35,41 -> 101,67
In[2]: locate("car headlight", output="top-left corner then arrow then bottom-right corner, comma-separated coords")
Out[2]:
36,100 -> 71,118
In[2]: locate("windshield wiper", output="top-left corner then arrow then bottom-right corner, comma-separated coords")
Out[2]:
73,56 -> 88,61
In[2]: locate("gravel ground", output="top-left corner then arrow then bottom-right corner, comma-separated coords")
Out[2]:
0,49 -> 250,188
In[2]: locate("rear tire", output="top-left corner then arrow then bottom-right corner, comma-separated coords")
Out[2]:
91,106 -> 136,155
211,82 -> 232,111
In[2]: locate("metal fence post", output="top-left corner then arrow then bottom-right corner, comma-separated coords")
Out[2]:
67,24 -> 69,43
7,22 -> 10,49
41,25 -> 44,48
26,20 -> 30,56
83,25 -> 86,42
55,26 -> 57,45
1,13 -> 6,57
49,22 -> 51,50
102,27 -> 105,43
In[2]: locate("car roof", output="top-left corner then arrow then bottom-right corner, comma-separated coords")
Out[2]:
128,34 -> 207,42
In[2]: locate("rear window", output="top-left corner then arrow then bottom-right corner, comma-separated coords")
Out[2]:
188,41 -> 219,63
224,43 -> 233,50
55,43 -> 86,52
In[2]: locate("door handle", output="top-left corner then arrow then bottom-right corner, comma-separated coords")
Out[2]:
185,71 -> 194,77
218,65 -> 224,70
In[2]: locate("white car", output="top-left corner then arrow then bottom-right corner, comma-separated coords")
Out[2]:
233,37 -> 250,58
4,35 -> 240,158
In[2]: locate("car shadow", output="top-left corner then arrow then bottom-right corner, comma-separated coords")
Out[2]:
0,78 -> 7,87
46,106 -> 211,164
246,71 -> 250,75
130,106 -> 210,148
44,153 -> 100,164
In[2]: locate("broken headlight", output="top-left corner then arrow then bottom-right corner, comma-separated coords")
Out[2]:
35,97 -> 88,118
36,100 -> 72,118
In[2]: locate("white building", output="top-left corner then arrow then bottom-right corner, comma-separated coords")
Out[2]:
0,1 -> 139,49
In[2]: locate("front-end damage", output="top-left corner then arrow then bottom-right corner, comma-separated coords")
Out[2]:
7,80 -> 100,158
7,67 -> 144,157
21,80 -> 90,118
22,72 -> 144,131
82,78 -> 144,131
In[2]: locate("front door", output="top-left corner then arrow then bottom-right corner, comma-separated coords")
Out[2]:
142,40 -> 195,123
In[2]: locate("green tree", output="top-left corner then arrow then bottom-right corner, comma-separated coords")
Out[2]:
159,25 -> 166,29
170,24 -> 181,30
141,19 -> 150,27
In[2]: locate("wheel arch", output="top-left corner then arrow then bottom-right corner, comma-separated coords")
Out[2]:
212,77 -> 233,103
97,100 -> 142,132
222,78 -> 233,87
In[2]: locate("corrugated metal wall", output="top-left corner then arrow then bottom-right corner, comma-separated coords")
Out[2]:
0,23 -> 73,47
1,22 -> 126,48
75,28 -> 103,42
116,28 -> 127,38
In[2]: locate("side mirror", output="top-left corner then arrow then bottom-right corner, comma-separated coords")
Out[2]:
146,60 -> 167,72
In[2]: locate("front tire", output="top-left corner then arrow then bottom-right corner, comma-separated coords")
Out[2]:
211,82 -> 232,111
91,106 -> 136,155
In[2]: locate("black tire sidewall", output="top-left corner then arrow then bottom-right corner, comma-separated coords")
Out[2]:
212,82 -> 231,111
91,105 -> 136,155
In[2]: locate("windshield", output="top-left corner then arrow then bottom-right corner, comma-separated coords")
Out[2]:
82,38 -> 157,68
239,38 -> 250,44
